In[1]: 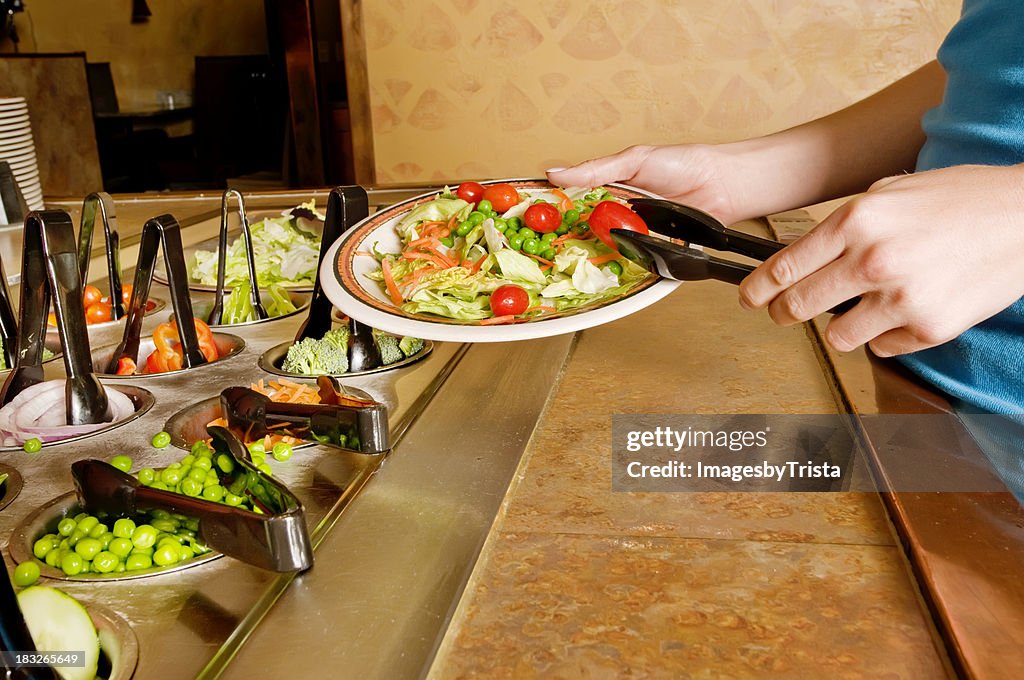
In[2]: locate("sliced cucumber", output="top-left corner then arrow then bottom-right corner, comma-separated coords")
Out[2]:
17,586 -> 100,680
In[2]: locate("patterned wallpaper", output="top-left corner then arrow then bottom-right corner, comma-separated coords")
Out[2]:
362,0 -> 961,184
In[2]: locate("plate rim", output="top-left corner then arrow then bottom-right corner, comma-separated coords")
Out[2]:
320,179 -> 681,342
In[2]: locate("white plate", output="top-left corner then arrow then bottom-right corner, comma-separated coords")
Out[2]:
320,179 -> 680,343
0,115 -> 30,130
0,148 -> 36,164
0,137 -> 34,153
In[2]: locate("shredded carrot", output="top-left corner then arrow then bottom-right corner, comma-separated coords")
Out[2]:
399,264 -> 438,286
552,188 -> 574,213
588,253 -> 621,265
578,211 -> 591,223
469,255 -> 487,274
525,305 -> 556,313
480,315 -> 516,325
402,251 -> 451,269
408,235 -> 441,249
446,213 -> 459,232
524,252 -> 554,267
381,257 -> 403,305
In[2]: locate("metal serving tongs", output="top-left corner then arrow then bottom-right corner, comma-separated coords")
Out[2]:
76,192 -> 125,320
292,186 -> 382,371
105,214 -> 207,374
70,425 -> 313,572
207,189 -> 267,325
1,562 -> 61,679
0,248 -> 18,369
0,211 -> 109,424
611,197 -> 858,313
220,376 -> 390,454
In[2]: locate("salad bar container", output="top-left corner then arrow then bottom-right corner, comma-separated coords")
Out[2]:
0,190 -> 576,679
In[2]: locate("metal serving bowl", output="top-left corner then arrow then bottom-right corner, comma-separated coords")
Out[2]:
8,491 -> 222,582
91,333 -> 245,378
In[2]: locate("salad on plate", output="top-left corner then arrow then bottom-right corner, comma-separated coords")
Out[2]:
364,182 -> 652,324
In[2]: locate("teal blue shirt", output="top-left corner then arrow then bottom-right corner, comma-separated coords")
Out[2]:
902,0 -> 1024,414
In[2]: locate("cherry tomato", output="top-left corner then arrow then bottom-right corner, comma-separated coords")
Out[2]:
121,284 -> 133,306
586,201 -> 649,251
456,181 -> 484,206
524,203 -> 562,234
85,302 -> 112,324
482,183 -> 521,213
83,284 -> 102,308
489,284 -> 530,316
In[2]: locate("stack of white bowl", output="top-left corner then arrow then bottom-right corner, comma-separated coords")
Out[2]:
0,97 -> 44,212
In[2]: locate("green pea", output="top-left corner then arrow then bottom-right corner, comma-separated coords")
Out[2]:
178,544 -> 195,562
131,525 -> 158,549
204,470 -> 219,486
555,223 -> 570,236
153,544 -> 180,567
492,217 -> 507,232
23,438 -> 42,454
137,468 -> 156,485
476,199 -> 492,214
74,538 -> 103,561
517,227 -> 535,240
563,208 -> 580,224
439,235 -> 454,247
157,536 -> 182,549
110,455 -> 133,472
112,518 -> 136,538
184,518 -> 200,533
216,454 -> 235,474
57,518 -> 77,537
44,548 -> 63,568
523,238 -> 540,255
91,551 -> 118,574
257,463 -> 274,476
508,235 -> 524,251
541,248 -> 557,261
224,493 -> 244,507
467,211 -> 485,226
455,221 -> 473,237
180,478 -> 202,497
605,260 -> 623,276
185,467 -> 204,483
108,537 -> 133,559
506,216 -> 522,230
97,532 -> 114,549
60,552 -> 85,576
151,431 -> 171,449
32,538 -> 54,560
14,561 -> 40,587
67,531 -> 86,548
190,441 -> 212,457
541,232 -> 558,244
150,481 -> 169,491
76,516 -> 98,534
150,519 -> 179,533
247,440 -> 265,456
202,485 -> 224,502
125,554 -> 153,572
130,546 -> 153,557
160,468 -> 182,486
272,443 -> 293,462
88,522 -> 108,539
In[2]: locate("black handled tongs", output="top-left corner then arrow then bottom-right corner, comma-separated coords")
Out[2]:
220,378 -> 389,454
612,197 -> 857,313
0,245 -> 17,369
292,186 -> 382,371
71,425 -> 313,572
0,211 -> 109,424
105,214 -> 207,374
207,189 -> 267,325
76,192 -> 125,320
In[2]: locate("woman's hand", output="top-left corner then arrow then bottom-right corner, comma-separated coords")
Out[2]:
547,144 -> 751,225
739,164 -> 1024,356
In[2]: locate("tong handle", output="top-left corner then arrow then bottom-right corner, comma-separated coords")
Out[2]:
0,562 -> 61,679
0,251 -> 17,368
295,186 -> 368,342
706,254 -> 858,314
718,228 -> 784,262
209,190 -> 266,325
0,211 -> 109,424
107,214 -> 206,373
77,192 -> 125,319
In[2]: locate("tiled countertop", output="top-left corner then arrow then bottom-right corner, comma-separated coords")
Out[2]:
428,275 -> 949,677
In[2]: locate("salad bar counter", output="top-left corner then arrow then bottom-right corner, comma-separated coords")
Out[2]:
0,188 -> 578,679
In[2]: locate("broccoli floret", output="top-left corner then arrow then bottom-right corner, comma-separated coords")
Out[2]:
317,343 -> 349,374
281,338 -> 320,374
374,333 -> 404,365
398,336 -> 424,358
321,326 -> 350,351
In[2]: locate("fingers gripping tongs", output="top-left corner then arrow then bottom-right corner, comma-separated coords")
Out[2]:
70,426 -> 313,572
611,198 -> 857,313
